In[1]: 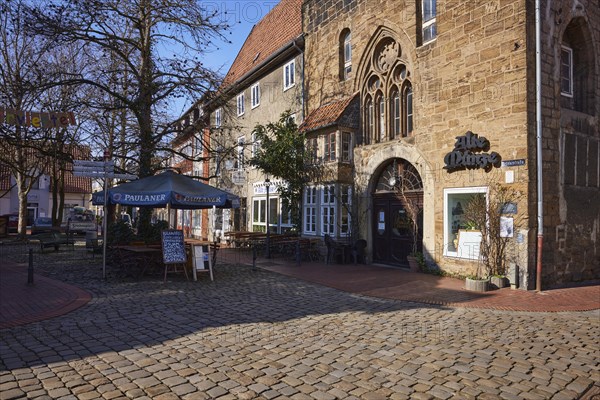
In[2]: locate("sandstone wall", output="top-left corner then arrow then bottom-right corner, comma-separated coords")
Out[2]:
304,0 -> 533,283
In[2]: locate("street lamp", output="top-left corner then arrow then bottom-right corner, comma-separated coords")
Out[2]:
265,177 -> 271,259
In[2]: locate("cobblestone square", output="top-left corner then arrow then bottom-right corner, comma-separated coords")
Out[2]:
0,247 -> 599,399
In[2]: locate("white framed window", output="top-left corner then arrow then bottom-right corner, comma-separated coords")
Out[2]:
237,93 -> 245,116
443,187 -> 488,260
560,46 -> 573,97
306,137 -> 319,164
236,136 -> 245,170
215,108 -> 222,127
340,185 -> 352,237
378,94 -> 385,141
304,186 -> 317,234
341,132 -> 352,162
366,97 -> 374,144
251,83 -> 260,108
323,132 -> 336,162
422,0 -> 437,43
404,83 -> 413,135
321,185 -> 336,236
283,60 -> 296,91
287,113 -> 297,125
392,89 -> 401,138
343,31 -> 352,80
251,131 -> 261,158
253,198 -> 266,229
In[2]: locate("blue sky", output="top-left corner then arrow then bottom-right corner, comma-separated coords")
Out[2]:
169,1 -> 281,116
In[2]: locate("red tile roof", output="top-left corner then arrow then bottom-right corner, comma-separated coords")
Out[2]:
299,94 -> 359,132
222,0 -> 303,87
0,144 -> 92,194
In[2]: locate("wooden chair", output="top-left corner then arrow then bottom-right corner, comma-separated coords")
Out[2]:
324,234 -> 345,264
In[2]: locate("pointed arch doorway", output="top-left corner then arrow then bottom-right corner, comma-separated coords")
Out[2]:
372,158 -> 423,267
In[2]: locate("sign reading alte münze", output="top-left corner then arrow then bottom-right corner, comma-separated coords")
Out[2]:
444,131 -> 501,172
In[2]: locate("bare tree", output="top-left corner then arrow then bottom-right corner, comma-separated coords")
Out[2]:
462,183 -> 524,278
0,0 -> 57,238
25,0 -> 230,229
25,0 -> 229,174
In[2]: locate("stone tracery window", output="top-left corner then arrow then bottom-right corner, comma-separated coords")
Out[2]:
377,92 -> 385,142
390,87 -> 400,138
362,37 -> 413,144
365,95 -> 374,145
403,82 -> 413,135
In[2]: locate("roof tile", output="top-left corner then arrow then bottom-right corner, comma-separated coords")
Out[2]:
222,0 -> 303,87
299,94 -> 359,132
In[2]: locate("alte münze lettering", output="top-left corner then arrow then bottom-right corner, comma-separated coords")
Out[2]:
444,131 -> 501,172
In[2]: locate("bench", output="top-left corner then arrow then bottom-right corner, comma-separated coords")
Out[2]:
29,232 -> 74,252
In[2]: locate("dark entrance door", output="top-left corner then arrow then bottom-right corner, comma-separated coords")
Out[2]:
372,158 -> 424,267
373,194 -> 422,267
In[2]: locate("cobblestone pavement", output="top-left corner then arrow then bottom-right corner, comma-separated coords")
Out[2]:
1,247 -> 599,399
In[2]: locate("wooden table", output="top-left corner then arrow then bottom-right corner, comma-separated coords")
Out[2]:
111,245 -> 162,278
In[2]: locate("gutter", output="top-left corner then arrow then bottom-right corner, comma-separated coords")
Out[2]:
535,0 -> 544,291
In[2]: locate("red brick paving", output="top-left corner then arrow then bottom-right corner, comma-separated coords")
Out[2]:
0,261 -> 91,329
0,249 -> 598,330
219,249 -> 600,312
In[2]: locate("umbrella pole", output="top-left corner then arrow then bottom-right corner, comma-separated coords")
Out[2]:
167,203 -> 171,229
102,175 -> 108,280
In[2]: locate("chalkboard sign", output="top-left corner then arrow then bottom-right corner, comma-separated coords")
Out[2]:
161,230 -> 187,264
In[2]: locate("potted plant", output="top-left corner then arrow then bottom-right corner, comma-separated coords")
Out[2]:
465,274 -> 490,292
462,184 -> 523,290
394,176 -> 423,272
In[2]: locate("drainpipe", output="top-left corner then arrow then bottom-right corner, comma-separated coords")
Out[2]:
535,0 -> 544,291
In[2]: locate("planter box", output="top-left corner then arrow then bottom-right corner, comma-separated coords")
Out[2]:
465,277 -> 490,292
406,256 -> 420,272
490,276 -> 509,289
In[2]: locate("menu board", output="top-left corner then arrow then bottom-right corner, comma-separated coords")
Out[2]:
193,244 -> 211,270
191,243 -> 214,282
161,230 -> 187,264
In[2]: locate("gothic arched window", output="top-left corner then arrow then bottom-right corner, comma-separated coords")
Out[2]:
376,92 -> 385,142
403,82 -> 413,136
361,37 -> 414,143
365,96 -> 374,145
390,87 -> 400,138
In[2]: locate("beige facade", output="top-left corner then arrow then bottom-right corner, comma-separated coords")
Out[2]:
301,0 -> 599,287
211,49 -> 304,234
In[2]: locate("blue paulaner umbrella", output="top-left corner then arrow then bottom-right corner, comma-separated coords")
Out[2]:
92,170 -> 239,209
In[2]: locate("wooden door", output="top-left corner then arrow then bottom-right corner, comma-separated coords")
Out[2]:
372,194 -> 422,267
